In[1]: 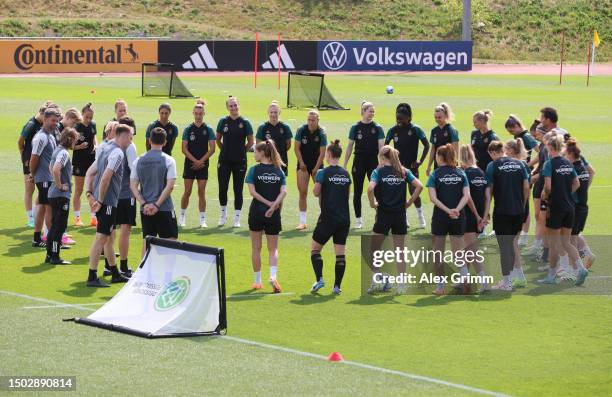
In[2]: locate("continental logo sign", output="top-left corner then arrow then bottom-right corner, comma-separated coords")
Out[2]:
0,40 -> 157,73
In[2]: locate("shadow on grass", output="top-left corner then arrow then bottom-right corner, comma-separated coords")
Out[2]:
290,293 -> 337,305
21,260 -> 55,274
59,281 -> 99,298
346,294 -> 401,305
407,291 -> 512,307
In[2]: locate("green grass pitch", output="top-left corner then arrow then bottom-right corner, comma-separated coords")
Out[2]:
0,73 -> 611,396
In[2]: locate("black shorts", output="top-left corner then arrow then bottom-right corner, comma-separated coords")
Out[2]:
373,209 -> 407,235
464,212 -> 482,234
96,204 -> 117,236
115,198 -> 137,226
312,218 -> 350,245
183,160 -> 209,180
141,211 -> 178,239
431,214 -> 466,236
23,162 -> 30,175
36,181 -> 50,205
297,161 -> 322,175
532,178 -> 544,200
248,209 -> 282,235
72,157 -> 95,177
572,206 -> 588,235
546,207 -> 575,230
493,212 -> 524,236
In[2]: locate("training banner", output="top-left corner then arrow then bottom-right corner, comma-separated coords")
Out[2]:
0,39 -> 157,73
158,40 -> 318,71
74,237 -> 226,338
317,41 -> 472,71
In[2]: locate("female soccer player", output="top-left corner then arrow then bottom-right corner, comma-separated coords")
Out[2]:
72,103 -> 97,227
483,141 -> 530,291
343,101 -> 385,229
470,110 -> 499,172
256,100 -> 292,176
294,110 -> 327,230
216,96 -> 254,228
103,99 -> 135,139
526,123 -> 550,261
367,146 -> 423,294
59,108 -> 82,133
459,144 -> 490,292
246,140 -> 287,293
504,138 -> 530,288
311,140 -> 352,295
46,127 -> 78,265
385,103 -> 429,228
145,103 -> 179,155
426,144 -> 470,295
538,133 -> 588,286
505,115 -> 539,246
426,103 -> 459,177
19,102 -> 52,227
179,101 -> 215,228
565,139 -> 596,269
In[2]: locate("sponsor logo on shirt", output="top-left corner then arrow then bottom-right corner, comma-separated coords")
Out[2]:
257,173 -> 281,183
555,165 -> 574,175
438,174 -> 463,185
393,135 -> 399,142
329,174 -> 350,185
577,171 -> 590,182
470,176 -> 487,187
498,162 -> 522,172
382,175 -> 404,186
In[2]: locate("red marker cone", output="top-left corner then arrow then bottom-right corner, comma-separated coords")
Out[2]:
90,89 -> 96,94
328,352 -> 343,362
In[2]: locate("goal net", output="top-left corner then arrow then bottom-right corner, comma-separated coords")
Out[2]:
287,72 -> 348,110
142,63 -> 193,98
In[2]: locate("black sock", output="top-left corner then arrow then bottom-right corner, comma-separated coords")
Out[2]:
104,257 -> 110,270
88,269 -> 97,281
34,231 -> 41,242
311,251 -> 323,282
120,259 -> 128,272
543,247 -> 549,263
334,255 -> 346,288
109,265 -> 120,277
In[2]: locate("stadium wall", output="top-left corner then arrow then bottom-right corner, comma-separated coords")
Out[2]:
0,39 -> 472,73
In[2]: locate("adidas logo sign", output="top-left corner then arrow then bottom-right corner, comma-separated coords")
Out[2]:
262,44 -> 295,70
182,44 -> 218,70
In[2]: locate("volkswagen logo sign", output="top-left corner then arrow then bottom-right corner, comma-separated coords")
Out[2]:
322,42 -> 347,70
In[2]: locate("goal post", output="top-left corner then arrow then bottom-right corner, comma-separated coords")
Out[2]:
142,63 -> 194,98
287,71 -> 349,110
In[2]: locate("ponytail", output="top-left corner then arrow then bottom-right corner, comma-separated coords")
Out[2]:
436,143 -> 457,166
255,139 -> 286,169
459,144 -> 476,168
473,109 -> 493,124
435,102 -> 454,122
82,102 -> 94,115
505,138 -> 527,160
327,139 -> 342,159
565,138 -> 581,159
379,145 -> 405,179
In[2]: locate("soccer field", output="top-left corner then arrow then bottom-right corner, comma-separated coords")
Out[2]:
1,73 -> 611,396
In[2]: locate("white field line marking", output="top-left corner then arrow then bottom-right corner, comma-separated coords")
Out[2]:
23,302 -> 105,309
1,290 -> 511,397
228,292 -> 295,298
590,185 -> 612,188
222,335 -> 512,397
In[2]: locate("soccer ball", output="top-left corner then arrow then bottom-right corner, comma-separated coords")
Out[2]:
386,86 -> 394,94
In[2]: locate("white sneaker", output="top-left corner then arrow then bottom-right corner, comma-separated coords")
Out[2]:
487,230 -> 496,238
233,216 -> 241,228
491,281 -> 513,291
179,214 -> 186,227
200,219 -> 208,228
218,213 -> 227,226
355,218 -> 363,229
406,217 -> 411,227
418,213 -> 426,228
518,233 -> 529,246
395,283 -> 408,295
